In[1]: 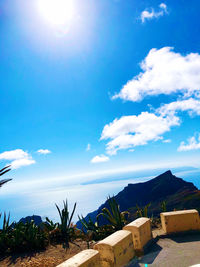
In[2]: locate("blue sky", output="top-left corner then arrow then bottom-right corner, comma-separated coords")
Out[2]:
1,0 -> 200,221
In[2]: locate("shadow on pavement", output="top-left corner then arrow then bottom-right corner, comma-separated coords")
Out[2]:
170,233 -> 200,243
135,242 -> 162,265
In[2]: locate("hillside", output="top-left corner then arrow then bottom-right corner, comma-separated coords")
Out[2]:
77,170 -> 200,228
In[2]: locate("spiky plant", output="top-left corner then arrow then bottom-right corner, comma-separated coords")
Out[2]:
0,212 -> 11,254
78,215 -> 114,242
44,217 -> 59,231
161,201 -> 167,212
7,220 -> 48,252
0,165 -> 12,188
136,203 -> 151,218
97,197 -> 129,231
78,215 -> 102,241
0,212 -> 11,232
78,215 -> 100,233
55,199 -> 76,248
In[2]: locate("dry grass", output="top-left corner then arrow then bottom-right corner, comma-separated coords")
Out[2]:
0,239 -> 96,267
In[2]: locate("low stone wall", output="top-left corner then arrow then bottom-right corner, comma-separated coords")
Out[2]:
161,209 -> 200,234
123,217 -> 152,253
56,249 -> 100,267
56,210 -> 200,266
56,217 -> 150,267
94,230 -> 134,267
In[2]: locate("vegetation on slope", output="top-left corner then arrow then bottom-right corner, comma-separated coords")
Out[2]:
1,169 -> 200,256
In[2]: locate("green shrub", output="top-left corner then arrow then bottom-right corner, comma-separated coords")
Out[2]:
0,213 -> 11,254
79,197 -> 129,244
97,197 -> 129,231
0,214 -> 48,254
136,203 -> 151,218
78,215 -> 114,242
19,220 -> 48,251
43,217 -> 59,232
161,201 -> 167,212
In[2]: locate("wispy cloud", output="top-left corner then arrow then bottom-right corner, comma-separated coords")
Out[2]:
0,149 -> 35,169
37,149 -> 51,155
178,134 -> 200,151
141,3 -> 167,23
163,139 -> 171,143
91,154 -> 110,163
157,98 -> 200,117
86,144 -> 91,151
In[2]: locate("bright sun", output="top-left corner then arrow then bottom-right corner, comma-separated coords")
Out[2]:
38,0 -> 75,26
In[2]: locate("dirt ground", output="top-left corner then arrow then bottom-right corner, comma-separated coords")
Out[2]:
0,240 -> 95,267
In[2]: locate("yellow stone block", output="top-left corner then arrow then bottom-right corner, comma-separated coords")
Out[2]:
94,230 -> 134,267
160,209 -> 200,234
123,217 -> 152,252
56,249 -> 101,267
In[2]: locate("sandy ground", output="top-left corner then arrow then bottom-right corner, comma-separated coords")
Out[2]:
0,240 -> 95,267
2,231 -> 200,267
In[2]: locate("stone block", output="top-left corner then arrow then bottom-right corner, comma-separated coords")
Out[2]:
123,217 -> 152,252
94,230 -> 134,267
160,209 -> 200,234
56,249 -> 100,267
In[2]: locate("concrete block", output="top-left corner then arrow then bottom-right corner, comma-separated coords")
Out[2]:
123,217 -> 152,252
160,209 -> 200,234
56,249 -> 100,267
94,230 -> 134,267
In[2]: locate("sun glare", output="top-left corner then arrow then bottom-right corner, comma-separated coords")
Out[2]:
38,0 -> 75,26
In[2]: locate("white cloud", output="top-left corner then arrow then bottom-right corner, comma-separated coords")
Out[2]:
0,149 -> 28,160
86,144 -> 91,151
163,139 -> 171,143
141,3 -> 167,23
91,154 -> 110,163
158,98 -> 200,117
159,3 -> 167,10
37,149 -> 51,155
0,149 -> 35,169
101,97 -> 200,155
99,48 -> 200,155
11,158 -> 36,169
178,134 -> 200,151
101,112 -> 179,155
113,47 -> 200,102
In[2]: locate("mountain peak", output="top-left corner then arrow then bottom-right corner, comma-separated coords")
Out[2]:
155,170 -> 173,179
77,170 -> 198,228
164,170 -> 173,175
147,170 -> 189,190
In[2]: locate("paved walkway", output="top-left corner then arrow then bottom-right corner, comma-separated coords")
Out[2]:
133,234 -> 200,267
